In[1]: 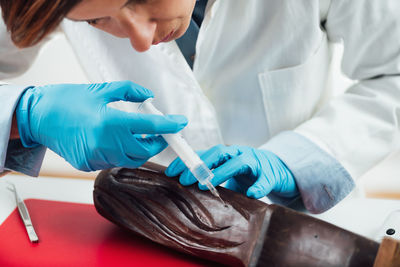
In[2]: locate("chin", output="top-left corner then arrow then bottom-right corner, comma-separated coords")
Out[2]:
172,30 -> 184,41
175,20 -> 191,39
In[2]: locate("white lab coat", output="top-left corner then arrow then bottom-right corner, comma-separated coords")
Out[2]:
1,0 -> 400,212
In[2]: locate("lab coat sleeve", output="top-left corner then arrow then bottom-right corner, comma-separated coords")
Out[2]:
0,85 -> 46,177
260,131 -> 353,214
262,0 -> 400,213
0,16 -> 47,176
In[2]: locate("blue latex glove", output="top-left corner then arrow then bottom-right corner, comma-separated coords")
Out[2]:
16,81 -> 188,171
165,145 -> 299,199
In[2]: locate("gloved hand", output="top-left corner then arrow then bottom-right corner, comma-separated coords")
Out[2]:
165,145 -> 299,198
16,81 -> 188,171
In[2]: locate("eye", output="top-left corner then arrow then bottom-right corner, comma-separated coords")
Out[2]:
86,19 -> 99,25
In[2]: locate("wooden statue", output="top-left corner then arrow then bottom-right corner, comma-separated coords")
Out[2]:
93,168 -> 381,267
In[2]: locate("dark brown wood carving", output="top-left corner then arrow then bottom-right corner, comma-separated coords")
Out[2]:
93,168 -> 380,267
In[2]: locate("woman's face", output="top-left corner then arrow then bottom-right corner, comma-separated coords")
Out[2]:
67,0 -> 196,52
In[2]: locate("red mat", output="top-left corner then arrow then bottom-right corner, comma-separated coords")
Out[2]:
0,199 -> 212,267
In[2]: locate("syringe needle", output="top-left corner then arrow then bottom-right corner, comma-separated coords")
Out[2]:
205,181 -> 226,206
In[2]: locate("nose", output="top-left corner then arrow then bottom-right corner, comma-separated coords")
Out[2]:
119,13 -> 156,52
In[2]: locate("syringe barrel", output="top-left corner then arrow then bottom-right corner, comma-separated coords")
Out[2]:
190,162 -> 214,185
161,133 -> 202,170
139,99 -> 213,184
140,98 -> 164,116
163,134 -> 214,185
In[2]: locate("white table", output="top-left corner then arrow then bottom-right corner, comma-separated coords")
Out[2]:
1,173 -> 399,241
0,174 -> 94,225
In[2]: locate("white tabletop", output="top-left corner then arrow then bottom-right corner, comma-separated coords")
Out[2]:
0,174 -> 94,225
1,173 -> 399,242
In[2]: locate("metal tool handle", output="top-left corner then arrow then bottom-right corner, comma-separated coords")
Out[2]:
17,199 -> 39,243
25,225 -> 39,243
7,182 -> 39,243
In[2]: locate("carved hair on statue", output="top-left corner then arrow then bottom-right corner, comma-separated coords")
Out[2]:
94,167 -> 268,266
93,168 -> 380,267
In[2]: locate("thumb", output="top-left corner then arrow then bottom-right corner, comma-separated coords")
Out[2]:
130,113 -> 188,134
105,108 -> 188,135
247,177 -> 274,199
98,80 -> 154,103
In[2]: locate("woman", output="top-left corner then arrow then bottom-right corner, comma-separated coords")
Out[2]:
1,0 -> 399,213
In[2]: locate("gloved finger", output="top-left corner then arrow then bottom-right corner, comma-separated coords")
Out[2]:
246,176 -> 275,199
177,146 -> 232,185
179,169 -> 197,186
198,154 -> 256,190
198,145 -> 241,171
224,179 -> 247,195
126,135 -> 168,159
132,113 -> 188,134
166,159 -> 202,185
170,145 -> 240,187
116,155 -> 148,169
225,174 -> 256,195
165,149 -> 207,177
165,157 -> 186,177
107,108 -> 188,134
98,80 -> 154,102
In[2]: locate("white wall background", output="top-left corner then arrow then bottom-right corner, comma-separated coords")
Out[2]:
4,32 -> 400,198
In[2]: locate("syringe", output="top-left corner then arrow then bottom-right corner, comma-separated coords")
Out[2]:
139,98 -> 224,203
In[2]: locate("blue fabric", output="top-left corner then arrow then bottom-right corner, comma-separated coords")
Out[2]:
0,84 -> 46,176
175,20 -> 199,69
175,0 -> 208,68
192,0 -> 208,27
260,131 -> 355,214
5,139 -> 46,176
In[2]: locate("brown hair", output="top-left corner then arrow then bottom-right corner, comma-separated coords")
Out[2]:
0,0 -> 82,48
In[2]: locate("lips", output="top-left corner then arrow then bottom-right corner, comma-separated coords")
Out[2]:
154,30 -> 174,45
